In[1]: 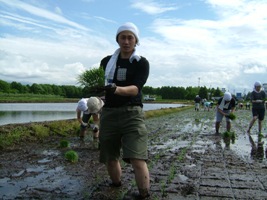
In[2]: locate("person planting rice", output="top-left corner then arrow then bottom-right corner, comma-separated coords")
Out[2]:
76,97 -> 104,141
215,92 -> 236,134
247,81 -> 266,135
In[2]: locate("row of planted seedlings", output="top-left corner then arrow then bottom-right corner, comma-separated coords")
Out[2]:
147,118 -> 200,198
156,111 -> 206,198
160,126 -> 200,198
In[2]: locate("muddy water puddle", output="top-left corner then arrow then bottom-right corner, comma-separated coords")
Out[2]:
0,148 -> 85,199
149,108 -> 267,164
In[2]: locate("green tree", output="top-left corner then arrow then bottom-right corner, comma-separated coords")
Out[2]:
62,85 -> 82,98
0,79 -> 10,93
199,86 -> 208,99
143,86 -> 155,95
186,86 -> 199,100
213,87 -> 223,97
30,83 -> 44,94
77,67 -> 105,89
10,81 -> 24,93
77,67 -> 105,97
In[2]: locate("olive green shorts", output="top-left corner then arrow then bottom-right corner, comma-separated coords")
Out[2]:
99,106 -> 148,163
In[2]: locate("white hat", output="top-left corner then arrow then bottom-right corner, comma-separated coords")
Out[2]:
77,98 -> 88,112
254,81 -> 262,87
116,22 -> 140,45
87,97 -> 104,113
223,92 -> 232,101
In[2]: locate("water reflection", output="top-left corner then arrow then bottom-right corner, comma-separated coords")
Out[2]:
0,111 -> 76,126
0,103 -> 185,126
248,135 -> 265,160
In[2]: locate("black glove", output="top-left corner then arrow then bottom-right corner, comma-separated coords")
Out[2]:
104,83 -> 117,94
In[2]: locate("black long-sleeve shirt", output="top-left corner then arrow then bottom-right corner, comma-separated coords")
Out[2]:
100,55 -> 149,107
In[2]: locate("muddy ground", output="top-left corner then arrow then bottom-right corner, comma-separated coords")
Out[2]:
1,107 -> 267,200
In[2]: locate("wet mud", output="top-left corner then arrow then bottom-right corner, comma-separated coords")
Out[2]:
1,107 -> 267,199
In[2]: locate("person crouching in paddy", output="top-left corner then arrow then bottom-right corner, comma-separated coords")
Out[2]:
215,92 -> 236,134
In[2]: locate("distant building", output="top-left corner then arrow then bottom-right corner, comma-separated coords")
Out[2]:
236,92 -> 242,100
263,83 -> 267,95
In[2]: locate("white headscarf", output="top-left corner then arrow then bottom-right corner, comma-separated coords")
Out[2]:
116,22 -> 140,45
218,92 -> 232,110
105,22 -> 141,85
253,81 -> 262,93
77,98 -> 88,111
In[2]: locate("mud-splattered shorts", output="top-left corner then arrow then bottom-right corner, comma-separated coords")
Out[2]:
99,106 -> 148,164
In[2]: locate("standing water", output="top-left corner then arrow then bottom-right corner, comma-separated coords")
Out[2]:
0,103 -> 185,126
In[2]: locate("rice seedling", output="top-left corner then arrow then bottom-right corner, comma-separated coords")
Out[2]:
60,139 -> 70,148
228,113 -> 236,120
258,132 -> 264,140
223,131 -> 236,145
65,150 -> 78,163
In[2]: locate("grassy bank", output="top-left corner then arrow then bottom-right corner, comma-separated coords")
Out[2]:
0,119 -> 80,150
144,105 -> 192,118
0,105 -> 193,150
0,93 -> 79,103
0,93 -> 193,104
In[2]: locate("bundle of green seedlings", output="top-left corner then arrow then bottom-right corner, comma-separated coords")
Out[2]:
60,139 -> 70,148
223,131 -> 236,145
258,132 -> 264,140
228,113 -> 236,120
65,150 -> 79,163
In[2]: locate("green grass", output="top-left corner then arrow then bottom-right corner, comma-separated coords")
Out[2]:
0,93 -> 78,103
31,124 -> 50,138
0,119 -> 79,149
0,126 -> 31,148
144,105 -> 193,119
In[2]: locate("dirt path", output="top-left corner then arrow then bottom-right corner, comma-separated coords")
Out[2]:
1,107 -> 267,199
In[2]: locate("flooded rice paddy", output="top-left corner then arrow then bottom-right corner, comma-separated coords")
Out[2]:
1,107 -> 267,199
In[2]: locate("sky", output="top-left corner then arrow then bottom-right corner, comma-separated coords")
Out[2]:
0,0 -> 267,95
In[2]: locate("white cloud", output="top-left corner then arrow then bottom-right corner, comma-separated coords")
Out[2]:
138,0 -> 267,92
0,0 -> 88,30
243,64 -> 267,74
0,0 -> 267,94
131,0 -> 178,15
55,7 -> 63,15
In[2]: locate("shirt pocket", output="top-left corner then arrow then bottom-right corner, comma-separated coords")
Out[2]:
117,68 -> 127,81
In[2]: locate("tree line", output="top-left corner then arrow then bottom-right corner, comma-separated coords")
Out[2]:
142,85 -> 224,100
0,67 -> 229,100
0,78 -> 225,100
0,79 -> 83,98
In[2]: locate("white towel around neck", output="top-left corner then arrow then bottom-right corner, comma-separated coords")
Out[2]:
104,48 -> 141,85
253,88 -> 262,93
218,98 -> 230,110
